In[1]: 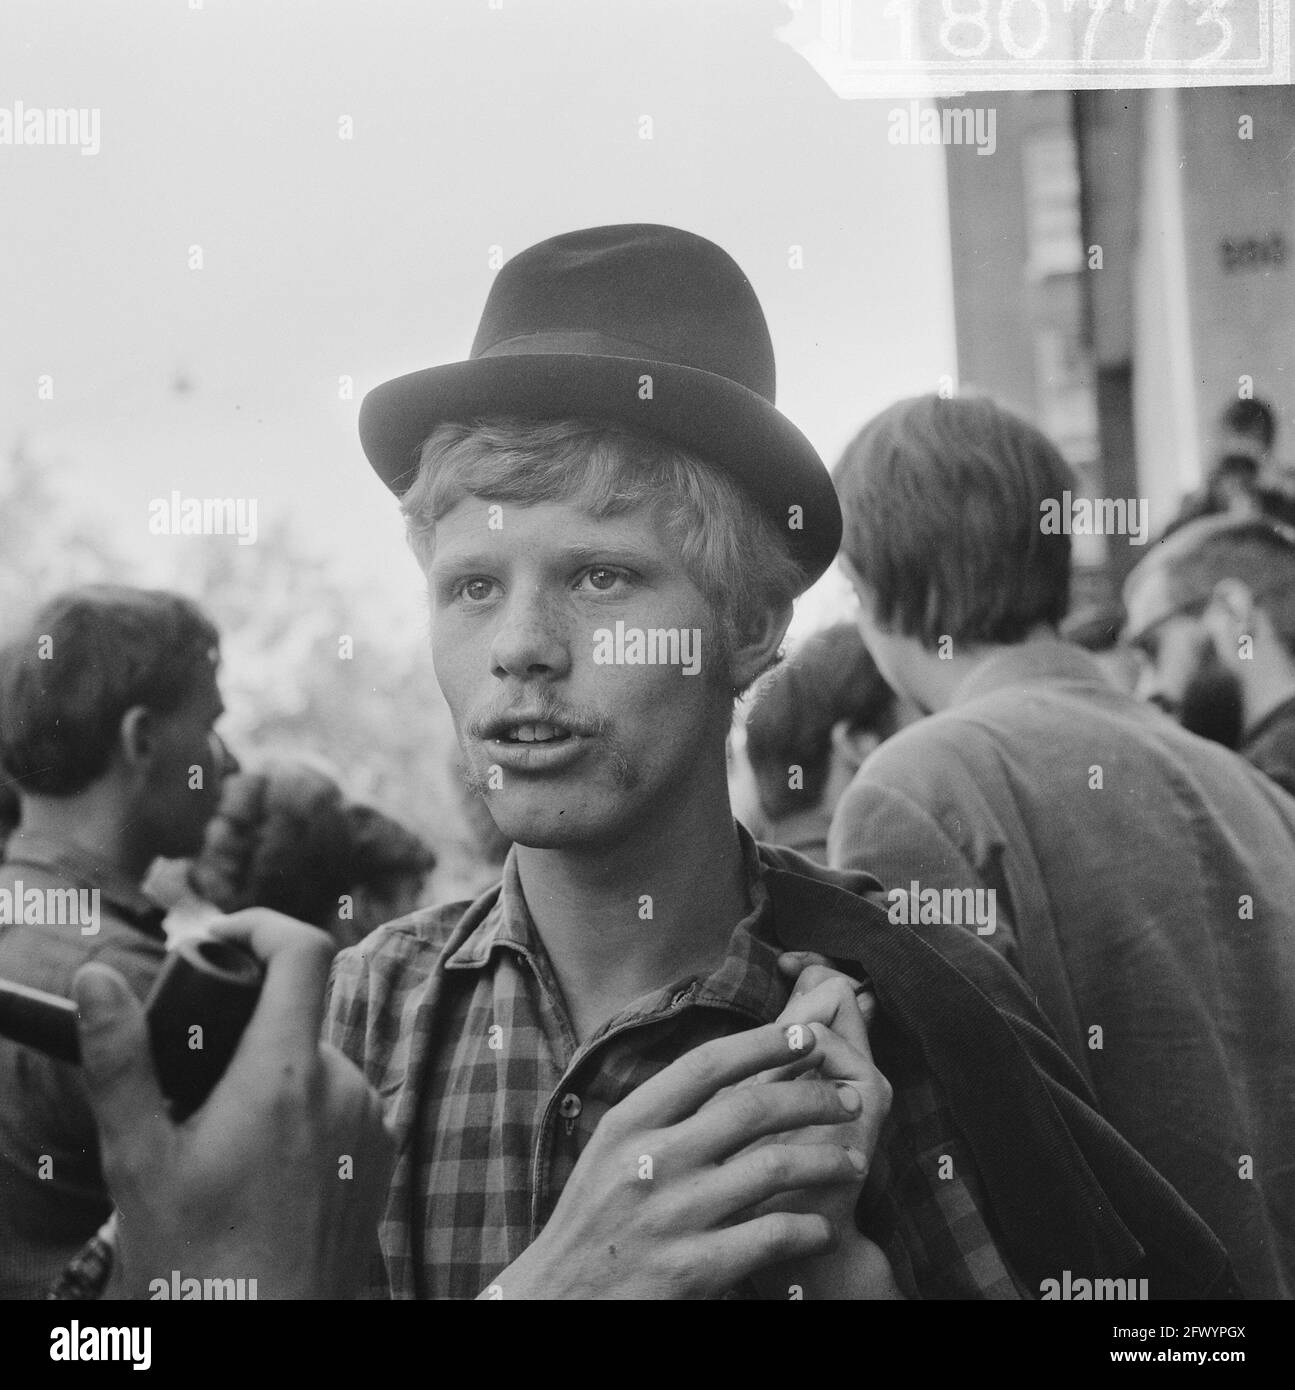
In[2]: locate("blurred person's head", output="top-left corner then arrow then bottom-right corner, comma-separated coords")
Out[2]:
189,756 -> 353,929
337,802 -> 437,946
1217,398 -> 1277,467
745,622 -> 896,823
1123,516 -> 1295,745
0,585 -> 225,872
832,393 -> 1073,714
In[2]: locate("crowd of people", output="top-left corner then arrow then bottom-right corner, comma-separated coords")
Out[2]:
0,588 -> 437,1297
0,222 -> 1291,1301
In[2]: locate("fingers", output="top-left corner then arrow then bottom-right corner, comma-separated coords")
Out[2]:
708,974 -> 879,1092
207,909 -> 336,1070
808,1025 -> 893,1158
677,1139 -> 866,1226
614,1021 -> 821,1128
690,1211 -> 836,1290
72,963 -> 171,1166
778,975 -> 871,1055
669,1072 -> 865,1166
700,1048 -> 823,1101
776,951 -> 836,979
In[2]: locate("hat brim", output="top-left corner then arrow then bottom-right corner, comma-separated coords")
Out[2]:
358,354 -> 842,586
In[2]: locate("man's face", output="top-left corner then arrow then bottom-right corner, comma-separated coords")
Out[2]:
1130,613 -> 1243,748
427,496 -> 732,851
138,667 -> 228,858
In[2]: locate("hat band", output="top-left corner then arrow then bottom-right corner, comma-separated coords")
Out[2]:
476,329 -> 665,361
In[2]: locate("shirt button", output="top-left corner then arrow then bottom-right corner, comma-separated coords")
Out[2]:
558,1093 -> 582,1120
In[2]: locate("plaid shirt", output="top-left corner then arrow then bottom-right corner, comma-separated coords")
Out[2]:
325,828 -> 1028,1300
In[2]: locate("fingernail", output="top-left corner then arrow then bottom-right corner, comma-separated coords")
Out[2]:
844,1145 -> 868,1173
835,1082 -> 862,1114
74,968 -> 131,1025
785,1023 -> 812,1053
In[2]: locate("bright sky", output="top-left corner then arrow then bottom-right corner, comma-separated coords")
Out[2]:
0,0 -> 956,642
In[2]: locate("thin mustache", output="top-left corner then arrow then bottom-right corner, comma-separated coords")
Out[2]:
466,700 -> 610,741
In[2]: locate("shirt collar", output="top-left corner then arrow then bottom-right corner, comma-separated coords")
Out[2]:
950,639 -> 1110,707
442,822 -> 786,1024
0,832 -> 166,937
1241,691 -> 1295,749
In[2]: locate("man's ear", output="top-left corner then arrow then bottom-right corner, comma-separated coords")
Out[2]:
1206,578 -> 1255,632
836,552 -> 874,626
118,705 -> 157,772
728,600 -> 795,693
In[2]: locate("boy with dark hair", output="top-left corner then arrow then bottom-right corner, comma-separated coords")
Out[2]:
829,393 -> 1295,1299
0,585 -> 228,1297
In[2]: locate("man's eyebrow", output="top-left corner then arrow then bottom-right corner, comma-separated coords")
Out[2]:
427,551 -> 499,577
429,542 -> 661,574
558,542 -> 660,566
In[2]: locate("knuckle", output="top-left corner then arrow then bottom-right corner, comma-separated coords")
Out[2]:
764,1211 -> 831,1259
726,1087 -> 769,1132
657,1240 -> 704,1294
752,1145 -> 790,1187
826,977 -> 858,1010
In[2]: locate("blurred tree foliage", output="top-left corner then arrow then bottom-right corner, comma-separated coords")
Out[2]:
0,441 -> 489,900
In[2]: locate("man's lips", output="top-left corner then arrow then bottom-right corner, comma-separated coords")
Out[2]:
470,710 -> 599,773
480,730 -> 590,773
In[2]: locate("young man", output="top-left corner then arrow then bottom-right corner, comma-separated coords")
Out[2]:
827,392 -> 1295,1299
1123,515 -> 1295,798
70,227 -> 1233,1301
0,585 -> 228,1297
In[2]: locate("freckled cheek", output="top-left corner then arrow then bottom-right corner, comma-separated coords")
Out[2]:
598,663 -> 711,744
430,615 -> 483,709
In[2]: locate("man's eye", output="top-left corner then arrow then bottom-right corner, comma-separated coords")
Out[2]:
458,578 -> 498,602
578,567 -> 628,593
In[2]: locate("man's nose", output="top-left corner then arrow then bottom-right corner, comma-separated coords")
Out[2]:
209,732 -> 239,779
1136,663 -> 1176,716
489,588 -> 572,680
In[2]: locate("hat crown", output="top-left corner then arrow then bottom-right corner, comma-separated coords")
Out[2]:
469,224 -> 776,402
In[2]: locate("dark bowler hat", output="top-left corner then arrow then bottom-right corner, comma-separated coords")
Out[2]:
358,223 -> 842,585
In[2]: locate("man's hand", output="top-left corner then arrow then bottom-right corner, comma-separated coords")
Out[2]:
488,1021 -> 869,1299
73,910 -> 394,1300
739,952 -> 902,1299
